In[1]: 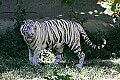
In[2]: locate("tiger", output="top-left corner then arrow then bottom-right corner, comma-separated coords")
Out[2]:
20,19 -> 106,68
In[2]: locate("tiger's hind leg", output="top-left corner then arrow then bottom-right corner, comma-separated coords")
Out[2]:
70,41 -> 85,68
75,52 -> 85,68
52,52 -> 62,65
52,47 -> 63,65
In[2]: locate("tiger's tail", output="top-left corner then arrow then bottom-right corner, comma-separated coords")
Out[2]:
78,24 -> 106,49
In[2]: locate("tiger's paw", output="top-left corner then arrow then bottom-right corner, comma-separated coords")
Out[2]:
31,58 -> 39,66
51,54 -> 62,65
29,57 -> 33,63
75,64 -> 83,68
50,60 -> 60,67
52,58 -> 62,65
51,61 -> 59,66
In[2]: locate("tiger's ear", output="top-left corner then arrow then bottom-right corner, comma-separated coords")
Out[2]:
34,21 -> 38,30
23,20 -> 26,23
20,25 -> 24,35
23,19 -> 33,23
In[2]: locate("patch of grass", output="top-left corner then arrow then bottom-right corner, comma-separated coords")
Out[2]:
0,55 -> 120,80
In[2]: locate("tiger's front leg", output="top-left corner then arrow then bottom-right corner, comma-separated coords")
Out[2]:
32,49 -> 41,65
29,49 -> 33,64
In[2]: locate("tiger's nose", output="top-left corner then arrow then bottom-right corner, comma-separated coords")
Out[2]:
31,33 -> 34,36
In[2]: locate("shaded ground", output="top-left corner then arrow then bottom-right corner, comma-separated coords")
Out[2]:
0,56 -> 120,80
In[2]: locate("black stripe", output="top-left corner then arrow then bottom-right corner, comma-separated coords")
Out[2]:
46,41 -> 49,49
47,32 -> 51,44
59,20 -> 67,41
45,21 -> 53,45
49,20 -> 58,42
62,20 -> 69,32
61,20 -> 68,42
31,35 -> 38,48
41,22 -> 48,45
58,20 -> 64,27
76,50 -> 83,54
71,27 -> 76,46
33,43 -> 38,51
42,38 -> 45,45
52,41 -> 57,49
81,30 -> 86,35
55,20 -> 63,43
72,46 -> 81,54
71,42 -> 78,50
67,23 -> 72,45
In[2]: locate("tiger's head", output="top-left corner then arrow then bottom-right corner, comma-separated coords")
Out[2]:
20,19 -> 37,41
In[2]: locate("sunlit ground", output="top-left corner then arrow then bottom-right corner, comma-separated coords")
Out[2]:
0,55 -> 120,80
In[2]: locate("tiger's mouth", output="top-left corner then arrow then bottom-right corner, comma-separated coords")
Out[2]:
25,36 -> 33,41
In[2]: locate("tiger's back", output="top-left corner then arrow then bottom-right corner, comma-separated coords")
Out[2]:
40,19 -> 80,50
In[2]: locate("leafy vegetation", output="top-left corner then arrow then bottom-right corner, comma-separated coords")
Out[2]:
60,0 -> 75,7
60,0 -> 88,26
13,0 -> 26,31
0,1 -> 2,6
97,0 -> 120,22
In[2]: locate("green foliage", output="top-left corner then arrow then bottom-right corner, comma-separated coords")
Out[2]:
104,0 -> 114,2
0,29 -> 27,58
40,50 -> 55,63
111,4 -> 116,12
105,25 -> 120,58
84,24 -> 120,59
14,0 -> 26,31
0,0 -> 27,58
44,70 -> 72,80
0,1 -> 2,5
68,8 -> 88,26
60,0 -> 87,25
97,0 -> 120,22
60,0 -> 75,7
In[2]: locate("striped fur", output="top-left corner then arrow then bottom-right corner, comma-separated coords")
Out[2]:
20,19 -> 106,67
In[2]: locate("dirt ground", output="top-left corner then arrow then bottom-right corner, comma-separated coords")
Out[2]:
0,0 -> 115,33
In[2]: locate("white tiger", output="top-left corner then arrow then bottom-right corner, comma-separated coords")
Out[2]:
20,19 -> 106,68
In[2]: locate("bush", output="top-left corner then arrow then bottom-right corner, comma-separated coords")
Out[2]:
83,24 -> 120,59
0,1 -> 2,5
97,0 -> 120,23
0,29 -> 27,59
